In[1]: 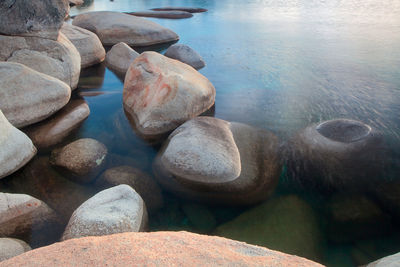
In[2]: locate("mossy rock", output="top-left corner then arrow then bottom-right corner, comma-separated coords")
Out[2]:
214,194 -> 323,262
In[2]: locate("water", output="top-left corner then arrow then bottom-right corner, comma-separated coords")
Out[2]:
5,0 -> 400,265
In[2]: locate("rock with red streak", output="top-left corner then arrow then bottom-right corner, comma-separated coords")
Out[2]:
0,231 -> 324,267
123,51 -> 215,140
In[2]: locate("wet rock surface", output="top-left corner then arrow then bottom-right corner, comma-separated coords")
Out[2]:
151,7 -> 208,13
127,10 -> 193,19
0,238 -> 31,262
165,44 -> 205,69
105,42 -> 139,74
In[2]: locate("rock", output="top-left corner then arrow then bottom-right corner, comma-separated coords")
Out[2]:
0,238 -> 31,262
214,195 -> 324,262
0,231 -> 324,267
371,181 -> 400,222
0,0 -> 69,40
61,23 -> 105,68
151,7 -> 208,13
286,119 -> 385,191
72,11 -> 179,46
123,52 -> 216,139
106,153 -> 150,171
50,138 -> 108,183
0,110 -> 36,179
165,44 -> 205,69
105,42 -> 139,74
96,166 -> 163,213
181,203 -> 217,233
61,185 -> 148,240
24,99 -> 90,149
0,62 -> 71,128
0,193 -> 59,239
0,33 -> 81,89
77,62 -> 105,89
364,252 -> 400,266
127,11 -> 193,19
69,0 -> 83,6
153,117 -> 281,205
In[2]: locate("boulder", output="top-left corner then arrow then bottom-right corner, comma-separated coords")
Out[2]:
0,0 -> 69,40
0,110 -> 36,179
214,195 -> 324,262
364,252 -> 400,267
61,23 -> 105,68
0,62 -> 71,128
153,117 -> 281,205
151,7 -> 208,13
69,0 -> 83,6
72,11 -> 179,46
0,232 -> 324,267
24,99 -> 90,149
165,44 -> 205,69
62,185 -> 148,240
126,11 -> 193,19
105,42 -> 139,74
0,33 -> 81,89
0,238 -> 31,262
50,138 -> 108,183
96,166 -> 163,213
123,52 -> 215,140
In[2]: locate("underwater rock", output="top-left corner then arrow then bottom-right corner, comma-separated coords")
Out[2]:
69,0 -> 83,7
0,33 -> 81,89
127,11 -> 193,19
371,180 -> 400,222
62,185 -> 148,240
0,62 -> 71,128
0,110 -> 36,179
165,44 -> 205,70
214,195 -> 324,262
151,7 -> 208,13
24,99 -> 90,149
72,11 -> 179,46
0,0 -> 69,40
96,166 -> 163,213
61,23 -> 105,68
123,52 -> 215,140
50,138 -> 108,183
77,62 -> 105,89
181,203 -> 217,233
286,119 -> 385,191
364,252 -> 400,267
0,238 -> 31,262
153,117 -> 281,205
105,42 -> 139,74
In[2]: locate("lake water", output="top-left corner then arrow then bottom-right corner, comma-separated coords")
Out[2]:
7,0 -> 400,265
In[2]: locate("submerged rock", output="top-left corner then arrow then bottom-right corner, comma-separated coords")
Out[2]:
0,33 -> 81,89
165,44 -> 205,69
72,11 -> 179,46
50,138 -> 108,183
127,11 -> 193,19
153,117 -> 281,205
181,203 -> 217,233
151,7 -> 208,13
105,42 -> 139,74
123,52 -> 215,140
62,185 -> 148,240
61,23 -> 105,68
0,110 -> 36,179
69,0 -> 83,7
0,0 -> 69,40
0,238 -> 31,262
24,99 -> 90,149
0,232 -> 324,266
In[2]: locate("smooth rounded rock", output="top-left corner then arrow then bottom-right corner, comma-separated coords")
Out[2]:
127,11 -> 193,19
0,0 -> 69,40
50,138 -> 108,183
61,23 -> 105,68
61,185 -> 147,240
0,238 -> 31,262
105,42 -> 139,74
165,44 -> 205,69
0,111 -> 36,179
0,33 -> 81,89
364,252 -> 400,267
72,11 -> 179,46
0,62 -> 71,128
151,7 -> 208,13
24,99 -> 90,149
123,52 -> 216,139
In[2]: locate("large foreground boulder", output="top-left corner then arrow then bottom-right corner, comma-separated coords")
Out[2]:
0,232 -> 324,266
0,62 -> 71,128
153,117 -> 281,205
72,11 -> 179,46
0,0 -> 69,40
105,42 -> 139,74
0,238 -> 31,262
62,185 -> 147,240
0,111 -> 36,179
123,52 -> 215,140
165,44 -> 205,69
0,33 -> 81,89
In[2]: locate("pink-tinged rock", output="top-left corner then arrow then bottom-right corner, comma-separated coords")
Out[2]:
72,11 -> 179,47
0,231 -> 324,267
123,51 -> 215,139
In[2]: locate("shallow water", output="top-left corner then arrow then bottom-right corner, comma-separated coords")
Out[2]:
6,0 -> 400,265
